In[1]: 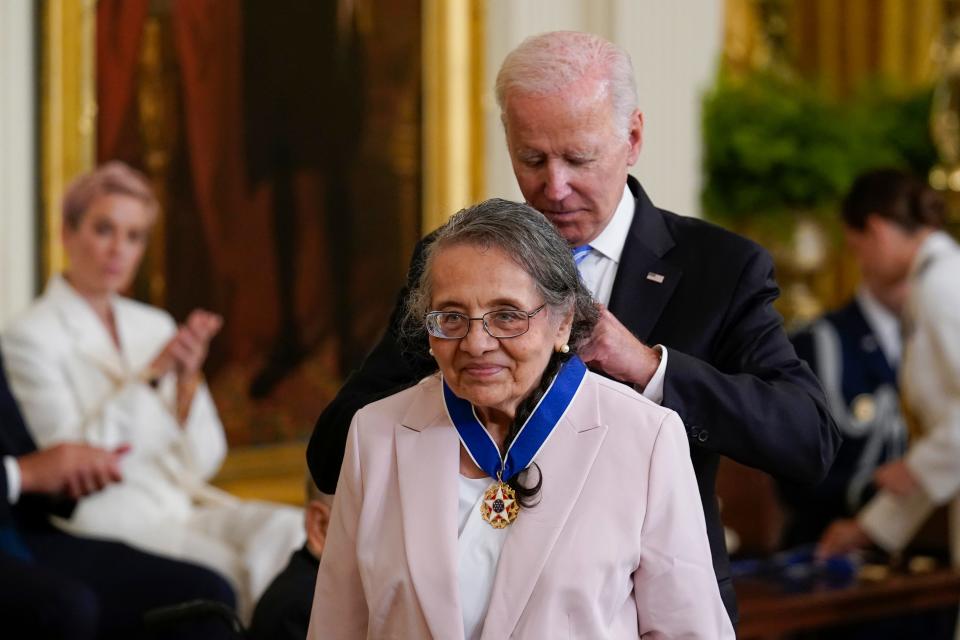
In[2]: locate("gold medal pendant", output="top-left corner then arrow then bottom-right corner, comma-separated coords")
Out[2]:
480,480 -> 519,528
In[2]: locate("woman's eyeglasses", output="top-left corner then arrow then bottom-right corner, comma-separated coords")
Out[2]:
424,304 -> 546,339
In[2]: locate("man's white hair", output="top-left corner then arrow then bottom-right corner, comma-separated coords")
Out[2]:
495,31 -> 639,138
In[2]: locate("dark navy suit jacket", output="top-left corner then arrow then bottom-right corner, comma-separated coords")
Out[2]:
779,298 -> 904,547
249,546 -> 319,640
307,176 -> 841,622
0,353 -> 74,530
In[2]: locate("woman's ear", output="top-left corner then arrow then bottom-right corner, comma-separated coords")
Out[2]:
555,308 -> 574,349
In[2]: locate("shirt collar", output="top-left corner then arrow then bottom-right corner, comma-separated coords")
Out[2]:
586,183 -> 634,264
854,285 -> 901,366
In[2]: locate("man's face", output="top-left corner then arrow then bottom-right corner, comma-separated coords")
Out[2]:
503,78 -> 642,247
844,216 -> 914,289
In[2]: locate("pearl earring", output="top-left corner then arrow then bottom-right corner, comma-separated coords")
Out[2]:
559,344 -> 570,354
429,348 -> 435,356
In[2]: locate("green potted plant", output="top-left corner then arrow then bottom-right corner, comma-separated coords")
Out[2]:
700,70 -> 936,322
702,70 -> 935,234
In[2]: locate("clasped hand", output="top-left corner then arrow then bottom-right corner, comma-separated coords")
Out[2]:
579,305 -> 659,388
148,309 -> 223,381
815,461 -> 920,559
872,460 -> 921,497
816,518 -> 870,559
18,443 -> 130,499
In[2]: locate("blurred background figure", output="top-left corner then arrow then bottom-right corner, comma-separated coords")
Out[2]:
0,349 -> 238,640
771,169 -> 959,639
818,169 -> 959,561
1,162 -> 304,618
814,168 -> 960,638
777,181 -> 910,549
249,477 -> 331,640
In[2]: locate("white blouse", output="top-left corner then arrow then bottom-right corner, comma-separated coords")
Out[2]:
458,475 -> 508,640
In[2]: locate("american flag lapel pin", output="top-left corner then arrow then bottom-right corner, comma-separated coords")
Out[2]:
646,272 -> 665,284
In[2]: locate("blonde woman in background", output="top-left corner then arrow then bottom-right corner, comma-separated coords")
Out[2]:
1,162 -> 304,617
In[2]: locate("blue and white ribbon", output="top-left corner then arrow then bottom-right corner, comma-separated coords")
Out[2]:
442,356 -> 587,481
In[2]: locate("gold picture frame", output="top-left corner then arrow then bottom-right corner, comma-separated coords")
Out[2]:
40,0 -> 97,280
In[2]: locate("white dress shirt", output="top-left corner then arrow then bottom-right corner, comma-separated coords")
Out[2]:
458,474 -> 507,640
576,183 -> 668,404
3,456 -> 20,504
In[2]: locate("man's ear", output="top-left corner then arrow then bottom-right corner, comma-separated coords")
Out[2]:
842,224 -> 862,247
864,213 -> 890,238
305,499 -> 332,558
626,109 -> 643,166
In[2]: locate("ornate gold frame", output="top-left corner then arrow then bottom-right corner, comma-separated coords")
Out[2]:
40,0 -> 97,280
421,0 -> 486,233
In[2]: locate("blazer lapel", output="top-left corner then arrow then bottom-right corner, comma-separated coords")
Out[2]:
114,300 -> 165,373
396,380 -> 466,640
480,375 -> 608,639
48,276 -> 128,384
608,177 -> 682,344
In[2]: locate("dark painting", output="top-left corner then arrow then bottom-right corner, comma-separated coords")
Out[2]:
96,0 -> 421,445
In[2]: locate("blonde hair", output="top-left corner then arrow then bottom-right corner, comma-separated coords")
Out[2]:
62,161 -> 158,229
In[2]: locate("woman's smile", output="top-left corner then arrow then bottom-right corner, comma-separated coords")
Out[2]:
460,361 -> 508,378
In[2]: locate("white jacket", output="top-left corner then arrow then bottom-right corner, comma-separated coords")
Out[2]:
859,231 -> 960,562
1,275 -> 228,530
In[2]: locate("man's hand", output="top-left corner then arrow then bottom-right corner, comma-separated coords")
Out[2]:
17,443 -> 130,499
816,518 -> 871,559
148,309 -> 223,381
579,306 -> 660,387
874,460 -> 922,497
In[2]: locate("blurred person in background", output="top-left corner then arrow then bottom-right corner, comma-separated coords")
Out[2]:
778,199 -> 909,547
781,170 -> 960,638
249,476 -> 331,640
818,170 -> 960,580
0,349 -> 237,640
1,161 -> 304,618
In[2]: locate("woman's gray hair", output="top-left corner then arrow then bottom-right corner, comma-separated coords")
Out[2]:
495,31 -> 639,138
404,198 -> 599,351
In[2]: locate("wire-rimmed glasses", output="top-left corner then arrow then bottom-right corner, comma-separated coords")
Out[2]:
425,304 -> 546,339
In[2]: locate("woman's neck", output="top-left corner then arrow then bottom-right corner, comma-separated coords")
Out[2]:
475,405 -> 515,453
63,273 -> 118,342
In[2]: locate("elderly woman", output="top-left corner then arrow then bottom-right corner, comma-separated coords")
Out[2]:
1,162 -> 304,615
308,199 -> 733,639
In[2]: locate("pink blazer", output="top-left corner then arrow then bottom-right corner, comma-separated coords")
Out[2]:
308,372 -> 734,639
